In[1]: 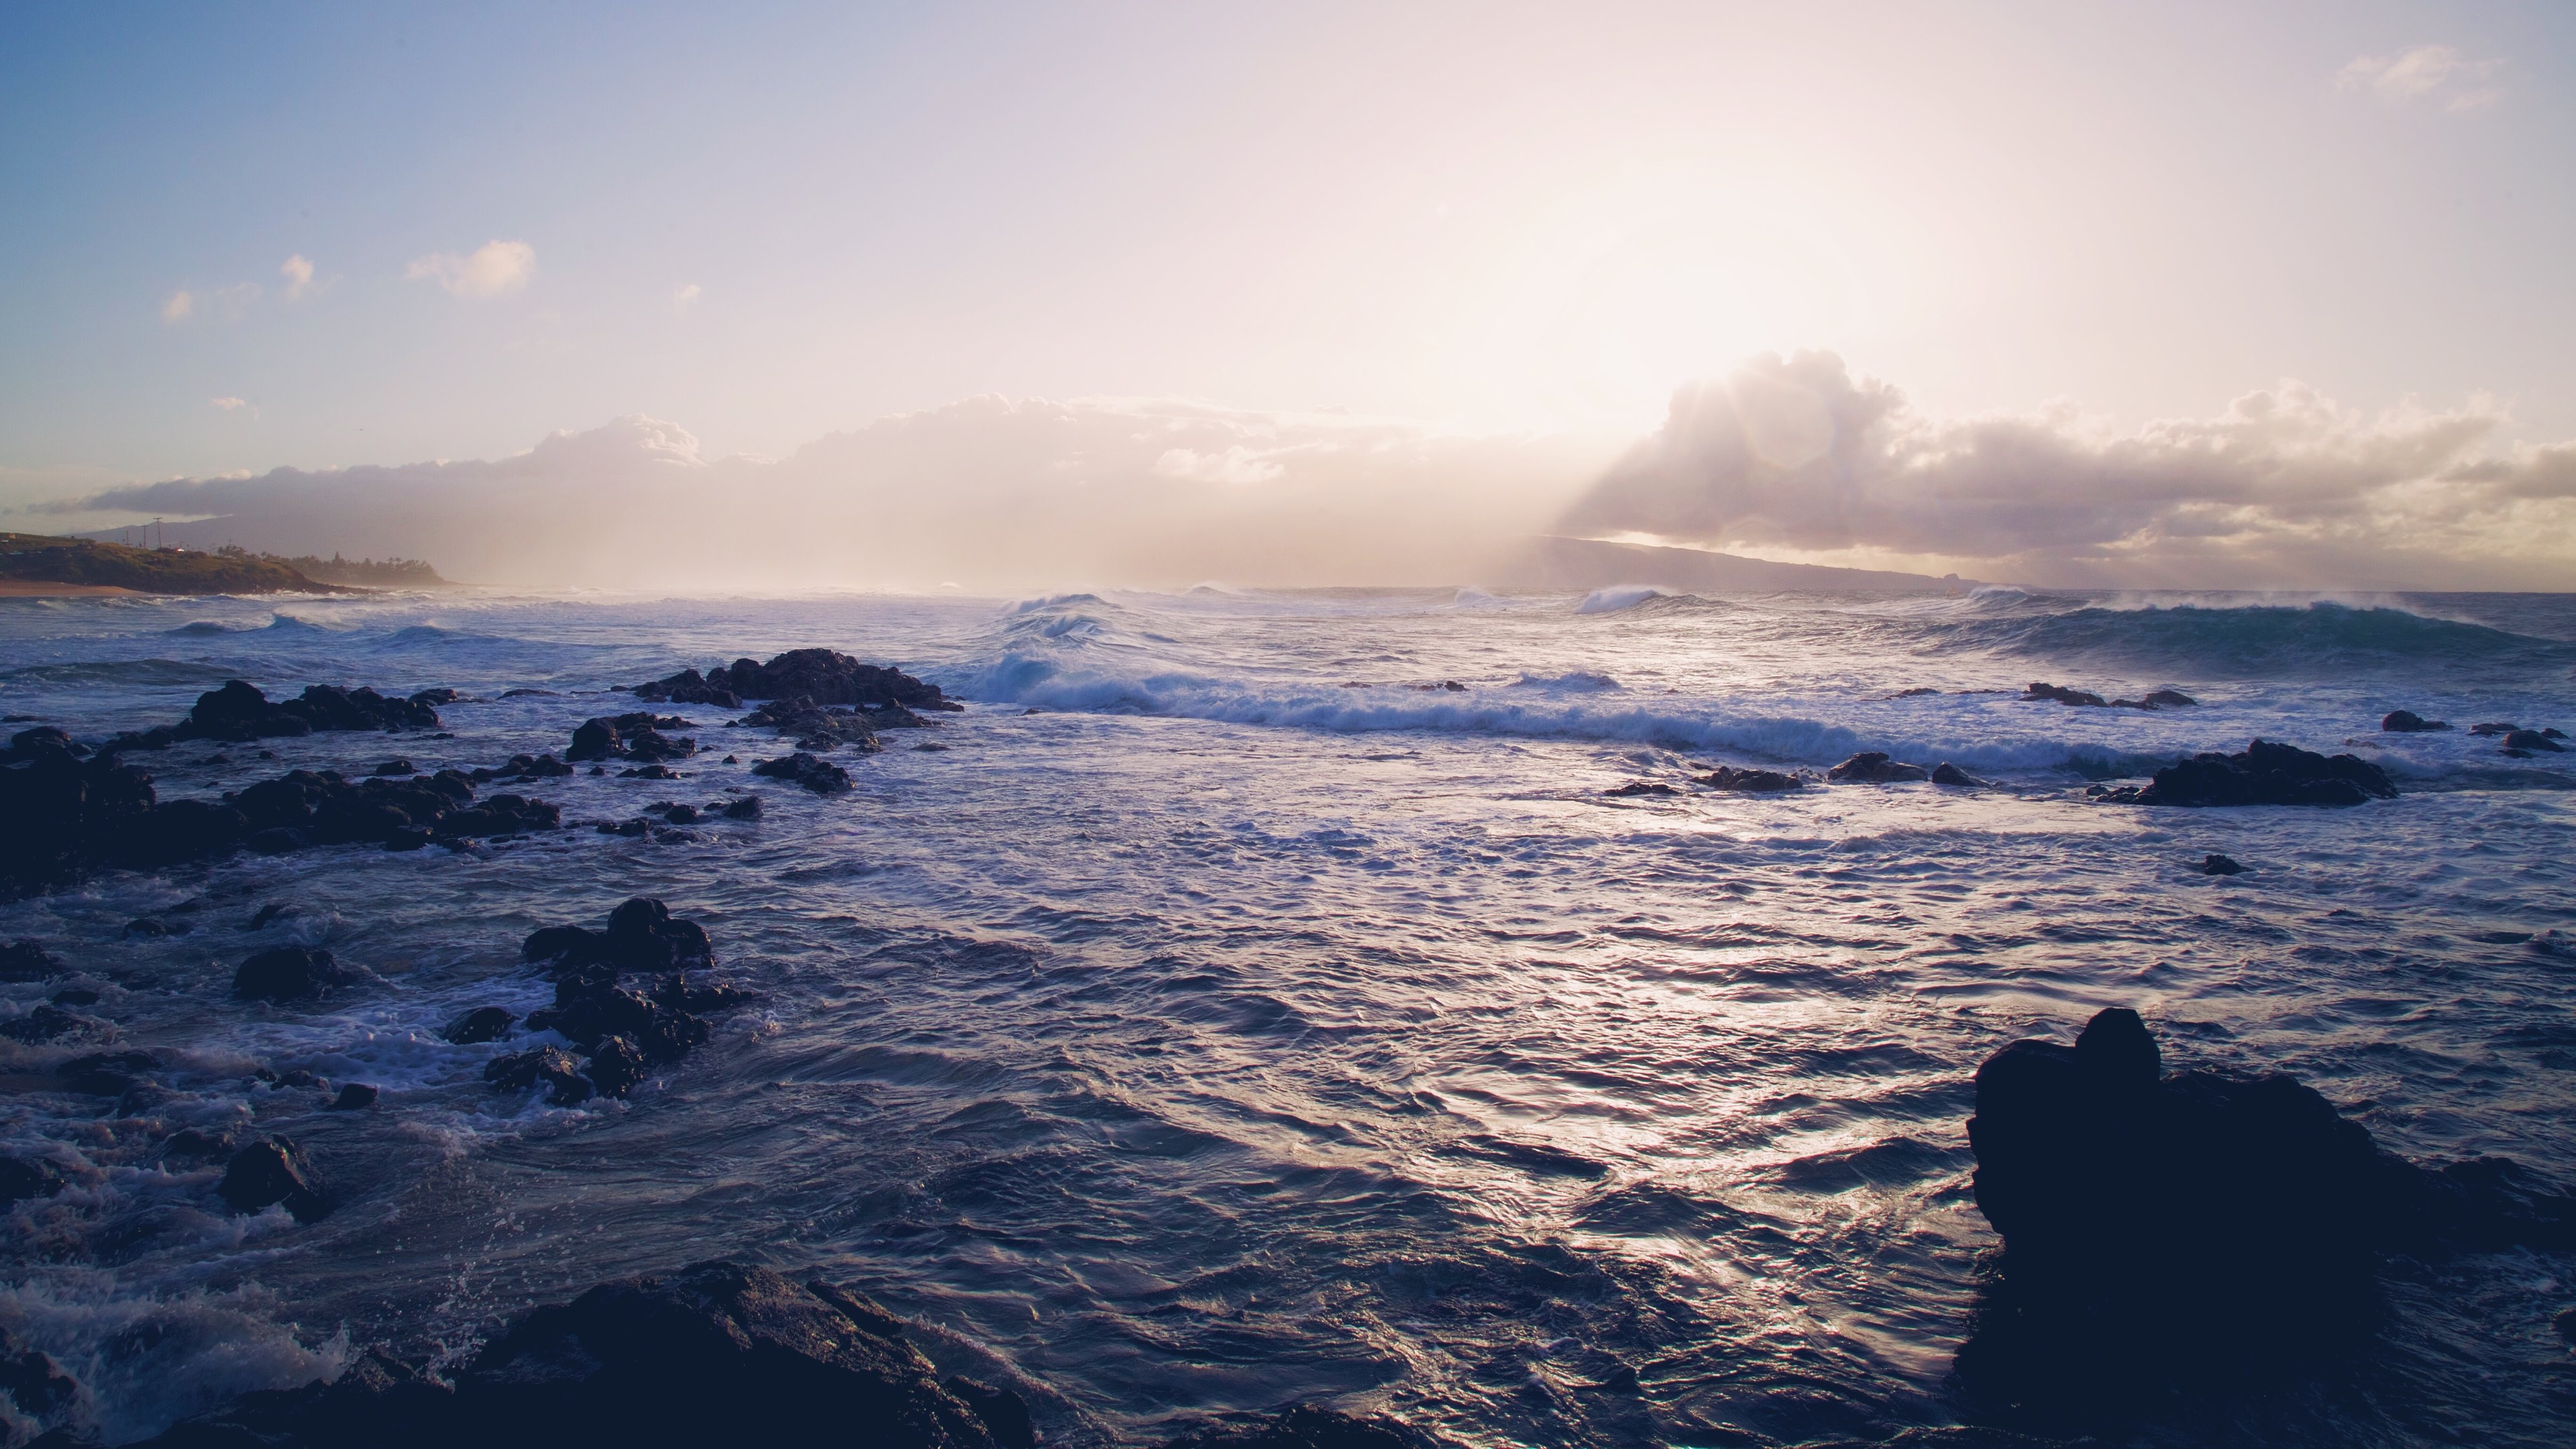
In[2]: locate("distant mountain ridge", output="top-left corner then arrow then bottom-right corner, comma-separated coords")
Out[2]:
1500,535 -> 1980,594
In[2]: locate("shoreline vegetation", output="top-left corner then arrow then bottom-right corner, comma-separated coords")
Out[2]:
0,533 -> 447,596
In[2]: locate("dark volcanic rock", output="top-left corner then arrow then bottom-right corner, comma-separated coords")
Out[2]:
506,900 -> 738,1099
0,1004 -> 98,1044
1602,780 -> 1677,797
0,941 -> 62,982
2198,853 -> 2247,875
0,1328 -> 79,1421
485,1045 -> 594,1106
1960,1008 -> 2576,1401
636,648 -> 961,712
0,1156 -> 67,1206
1169,1405 -> 1429,1449
331,1083 -> 379,1110
2381,709 -> 2451,733
2502,729 -> 2565,753
456,1262 -> 1000,1446
737,696 -> 884,752
217,1136 -> 328,1221
233,946 -> 354,1001
2023,681 -> 2194,710
568,712 -> 697,763
133,1262 -> 1038,1449
1827,752 -> 1929,783
2468,721 -> 2519,737
114,798 -> 251,867
721,794 -> 763,820
753,752 -> 853,795
2098,739 -> 2397,807
173,680 -> 439,743
1929,762 -> 1989,787
583,1034 -> 649,1097
443,1006 -> 517,1044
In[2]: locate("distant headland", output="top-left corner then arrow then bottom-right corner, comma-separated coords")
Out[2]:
0,532 -> 447,596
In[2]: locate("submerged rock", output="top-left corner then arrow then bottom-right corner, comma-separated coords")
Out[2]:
1697,766 -> 1801,792
442,1006 -> 517,1044
752,752 -> 853,796
1602,780 -> 1677,797
1827,752 -> 1929,783
138,1261 -> 1024,1449
1929,762 -> 1989,787
233,946 -> 354,1002
2198,853 -> 2247,875
1169,1405 -> 1429,1449
0,941 -> 62,982
2023,682 -> 2196,710
567,712 -> 697,763
2095,739 -> 2397,807
217,1136 -> 329,1221
1960,1008 -> 2576,1402
2502,729 -> 2565,754
0,1156 -> 67,1206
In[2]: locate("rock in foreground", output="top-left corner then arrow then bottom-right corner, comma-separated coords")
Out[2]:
137,1262 -> 1022,1449
1827,752 -> 1927,783
1960,1008 -> 2576,1403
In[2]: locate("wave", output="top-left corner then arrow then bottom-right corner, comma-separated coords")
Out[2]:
0,659 -> 244,686
1509,671 -> 1623,692
1575,586 -> 1664,614
947,655 -> 2171,775
1933,600 -> 2576,677
1006,592 -> 1107,616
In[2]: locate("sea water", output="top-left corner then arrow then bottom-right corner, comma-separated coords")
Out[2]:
1,585 -> 2572,1446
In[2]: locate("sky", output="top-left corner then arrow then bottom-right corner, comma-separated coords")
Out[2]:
3,1 -> 2573,589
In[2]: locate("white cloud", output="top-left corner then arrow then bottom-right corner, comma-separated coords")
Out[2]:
210,396 -> 247,411
405,239 -> 537,299
280,254 -> 315,301
673,282 -> 702,310
161,290 -> 193,324
2338,44 -> 2502,111
1556,352 -> 2576,588
1154,445 -> 1288,484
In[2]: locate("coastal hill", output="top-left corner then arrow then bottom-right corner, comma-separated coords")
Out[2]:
0,532 -> 364,596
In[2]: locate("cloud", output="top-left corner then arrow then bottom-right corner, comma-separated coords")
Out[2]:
673,282 -> 701,310
38,402 -> 1592,590
405,239 -> 537,299
210,396 -> 247,411
280,254 -> 316,301
161,290 -> 193,325
2338,44 -> 2502,111
1554,352 -> 2576,589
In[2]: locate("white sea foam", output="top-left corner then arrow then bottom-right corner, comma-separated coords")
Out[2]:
1574,585 -> 1664,614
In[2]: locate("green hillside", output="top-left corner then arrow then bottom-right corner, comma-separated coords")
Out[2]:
0,532 -> 359,594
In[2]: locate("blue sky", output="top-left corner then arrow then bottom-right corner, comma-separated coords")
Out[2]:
4,2 -> 2574,588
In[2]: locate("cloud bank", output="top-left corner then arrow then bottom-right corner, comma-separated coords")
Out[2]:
1557,352 -> 2576,590
2337,44 -> 2503,111
46,398 -> 1591,591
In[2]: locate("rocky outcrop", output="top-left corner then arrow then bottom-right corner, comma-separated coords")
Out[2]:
230,767 -> 561,849
443,1006 -> 517,1044
1,726 -> 158,897
2198,853 -> 2245,875
491,899 -> 745,1104
1697,766 -> 1801,791
2092,739 -> 2396,807
1827,752 -> 1928,783
134,1262 -> 1028,1449
2500,729 -> 2565,755
1929,763 -> 1989,787
1602,780 -> 1676,797
171,680 -> 443,742
752,752 -> 853,796
2023,682 -> 2196,710
1960,1008 -> 2576,1400
567,712 -> 699,763
2381,710 -> 2451,732
632,649 -> 961,712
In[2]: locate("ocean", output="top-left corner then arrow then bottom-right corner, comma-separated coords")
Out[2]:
2,584 -> 2573,1447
